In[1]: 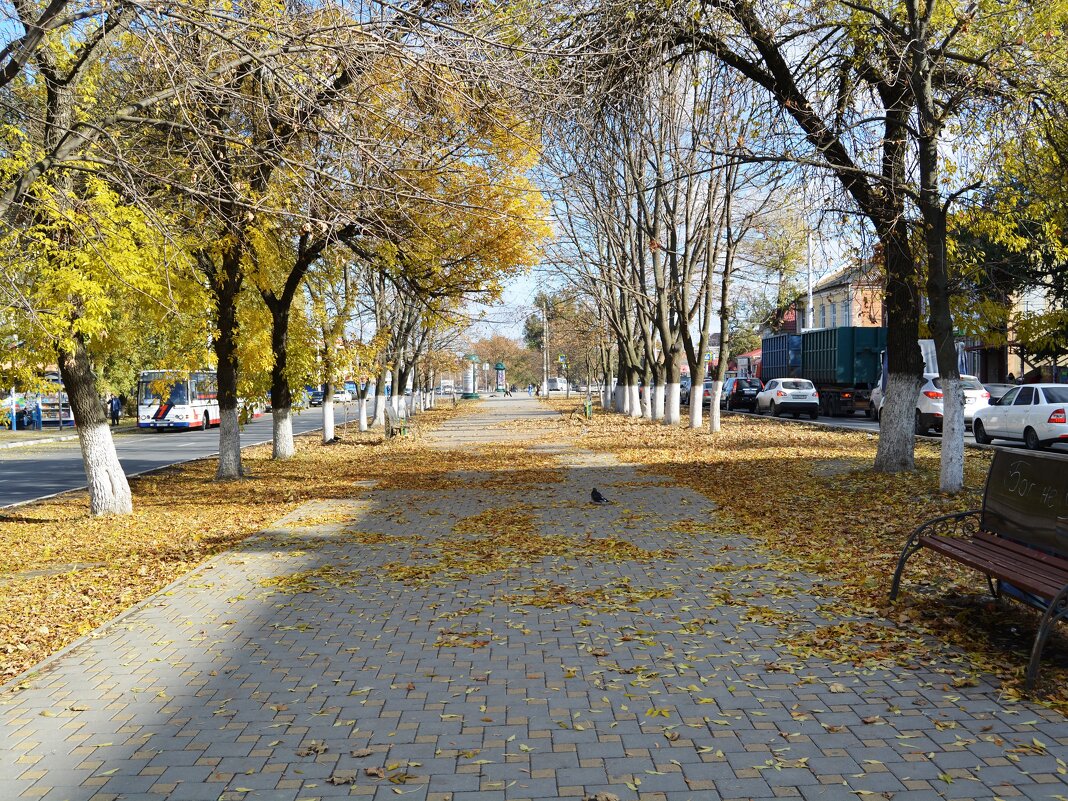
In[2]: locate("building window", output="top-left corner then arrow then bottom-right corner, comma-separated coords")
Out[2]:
830,301 -> 837,327
819,304 -> 826,328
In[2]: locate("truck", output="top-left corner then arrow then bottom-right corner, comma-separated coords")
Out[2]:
761,326 -> 887,417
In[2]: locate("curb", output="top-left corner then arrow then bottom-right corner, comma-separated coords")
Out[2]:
0,433 -> 80,449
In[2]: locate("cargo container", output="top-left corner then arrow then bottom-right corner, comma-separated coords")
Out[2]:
762,327 -> 887,416
760,334 -> 801,381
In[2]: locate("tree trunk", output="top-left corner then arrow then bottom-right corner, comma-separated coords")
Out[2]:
322,383 -> 335,443
358,396 -> 369,431
875,218 -> 924,473
212,258 -> 243,479
269,306 -> 294,460
373,365 -> 387,426
57,336 -> 132,516
708,380 -> 723,433
689,364 -> 706,429
272,408 -> 294,459
662,358 -> 681,425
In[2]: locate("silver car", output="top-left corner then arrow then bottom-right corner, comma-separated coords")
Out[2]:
972,384 -> 1068,450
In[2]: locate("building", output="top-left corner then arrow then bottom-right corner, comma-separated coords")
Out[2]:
804,265 -> 885,330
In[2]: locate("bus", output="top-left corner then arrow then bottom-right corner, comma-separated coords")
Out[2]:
137,370 -> 219,430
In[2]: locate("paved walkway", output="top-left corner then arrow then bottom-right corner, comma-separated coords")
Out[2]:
2,400 -> 1067,801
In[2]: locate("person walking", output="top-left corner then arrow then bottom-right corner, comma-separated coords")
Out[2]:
109,394 -> 121,427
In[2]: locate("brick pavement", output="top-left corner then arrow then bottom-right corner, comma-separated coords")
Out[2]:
1,397 -> 1066,801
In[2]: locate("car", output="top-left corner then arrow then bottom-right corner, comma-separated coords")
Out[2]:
309,390 -> 324,406
873,373 -> 990,433
972,383 -> 1068,450
334,389 -> 353,403
720,377 -> 763,411
913,374 -> 989,434
755,378 -> 819,419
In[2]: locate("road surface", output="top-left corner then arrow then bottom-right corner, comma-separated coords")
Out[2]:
0,407 -> 333,508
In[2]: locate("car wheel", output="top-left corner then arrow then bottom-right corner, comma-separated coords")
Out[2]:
771,402 -> 780,417
1024,427 -> 1043,451
914,410 -> 928,435
972,419 -> 991,445
204,412 -> 211,431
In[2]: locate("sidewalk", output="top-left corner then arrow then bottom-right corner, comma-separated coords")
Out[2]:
0,422 -> 141,450
1,398 -> 1065,801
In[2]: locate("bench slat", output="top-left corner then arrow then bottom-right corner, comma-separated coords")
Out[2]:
923,536 -> 1068,599
944,534 -> 1068,588
973,531 -> 1068,572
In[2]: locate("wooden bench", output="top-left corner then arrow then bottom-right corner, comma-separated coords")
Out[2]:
890,449 -> 1068,689
383,404 -> 408,438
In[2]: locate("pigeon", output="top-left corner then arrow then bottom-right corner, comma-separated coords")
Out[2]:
591,488 -> 610,504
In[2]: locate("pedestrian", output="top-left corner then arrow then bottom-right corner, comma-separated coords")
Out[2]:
109,394 -> 121,427
527,384 -> 533,397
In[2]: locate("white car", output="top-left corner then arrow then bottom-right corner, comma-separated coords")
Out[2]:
874,373 -> 989,434
755,378 -> 819,419
333,389 -> 353,403
914,374 -> 988,434
972,384 -> 1068,450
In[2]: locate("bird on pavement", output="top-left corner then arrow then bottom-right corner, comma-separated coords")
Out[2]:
591,488 -> 610,504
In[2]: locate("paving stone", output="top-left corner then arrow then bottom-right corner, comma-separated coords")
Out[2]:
2,398 -> 1067,801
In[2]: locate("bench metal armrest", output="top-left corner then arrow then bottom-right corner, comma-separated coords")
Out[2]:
909,509 -> 983,544
889,509 -> 982,602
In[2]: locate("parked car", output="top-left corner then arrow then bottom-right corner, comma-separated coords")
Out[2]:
755,378 -> 820,419
333,389 -> 353,403
915,374 -> 988,434
873,373 -> 989,433
972,384 -> 1068,450
309,390 -> 324,407
720,377 -> 763,411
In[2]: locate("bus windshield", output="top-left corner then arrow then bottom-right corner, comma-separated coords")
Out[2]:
140,376 -> 188,405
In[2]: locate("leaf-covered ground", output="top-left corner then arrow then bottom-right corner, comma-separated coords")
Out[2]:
533,399 -> 1068,712
0,403 -> 481,682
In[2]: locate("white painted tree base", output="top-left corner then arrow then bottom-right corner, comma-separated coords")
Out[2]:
663,383 -> 680,425
272,408 -> 294,459
874,373 -> 923,473
358,398 -> 369,432
216,408 -> 243,479
78,421 -> 133,515
322,399 -> 335,443
708,381 -> 723,433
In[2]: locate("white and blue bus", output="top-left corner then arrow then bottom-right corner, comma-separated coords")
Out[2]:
137,370 -> 220,430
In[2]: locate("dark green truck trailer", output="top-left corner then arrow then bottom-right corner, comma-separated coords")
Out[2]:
802,327 -> 887,416
761,326 -> 887,416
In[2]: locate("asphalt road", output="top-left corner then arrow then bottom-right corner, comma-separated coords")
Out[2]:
0,406 -> 333,508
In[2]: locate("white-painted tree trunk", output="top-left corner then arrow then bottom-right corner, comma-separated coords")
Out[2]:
358,397 -> 369,432
372,393 -> 385,426
272,407 -> 294,459
664,383 -> 681,425
217,407 -> 243,478
640,385 -> 652,420
628,384 -> 642,418
708,380 -> 724,433
616,384 -> 627,414
78,421 -> 133,515
940,377 -> 965,493
652,384 -> 665,421
876,373 -> 923,472
322,398 -> 335,443
689,387 -> 704,428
